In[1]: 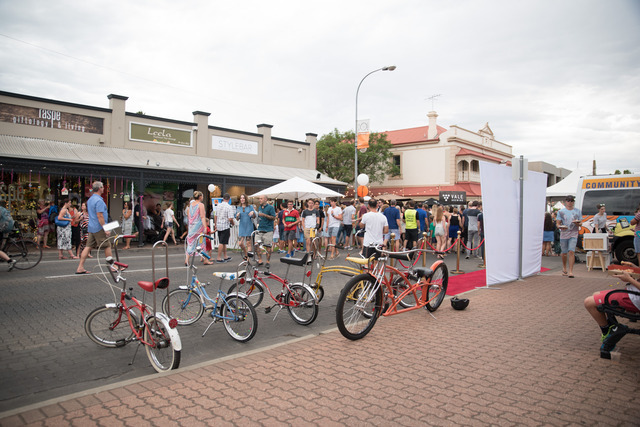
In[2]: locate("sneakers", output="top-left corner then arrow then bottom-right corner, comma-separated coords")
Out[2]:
465,255 -> 470,259
600,324 -> 629,353
278,249 -> 286,254
7,259 -> 17,271
284,253 -> 292,258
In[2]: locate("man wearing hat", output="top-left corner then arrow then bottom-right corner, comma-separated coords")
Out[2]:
556,195 -> 582,278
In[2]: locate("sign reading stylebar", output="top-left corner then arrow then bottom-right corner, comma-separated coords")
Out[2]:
130,122 -> 192,147
0,102 -> 104,134
212,136 -> 258,155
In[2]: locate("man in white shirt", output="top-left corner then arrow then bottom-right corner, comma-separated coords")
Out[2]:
360,199 -> 389,251
326,197 -> 342,260
341,201 -> 356,250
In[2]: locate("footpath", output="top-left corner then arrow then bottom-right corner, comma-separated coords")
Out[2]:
1,253 -> 639,426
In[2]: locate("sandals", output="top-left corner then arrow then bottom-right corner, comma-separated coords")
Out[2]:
257,261 -> 264,266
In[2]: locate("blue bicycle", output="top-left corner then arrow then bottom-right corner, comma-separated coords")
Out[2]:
161,234 -> 257,342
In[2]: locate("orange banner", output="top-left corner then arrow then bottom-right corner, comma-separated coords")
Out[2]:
357,133 -> 370,150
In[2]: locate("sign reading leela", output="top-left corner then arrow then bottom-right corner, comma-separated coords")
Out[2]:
212,135 -> 258,155
129,122 -> 192,147
0,102 -> 104,134
439,191 -> 467,205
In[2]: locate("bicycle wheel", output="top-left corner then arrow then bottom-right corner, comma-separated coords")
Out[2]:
311,283 -> 325,303
222,295 -> 258,342
425,263 -> 448,312
144,316 -> 181,372
336,273 -> 382,340
228,279 -> 265,308
162,289 -> 204,325
286,284 -> 318,325
84,306 -> 136,348
392,276 -> 416,309
6,239 -> 42,270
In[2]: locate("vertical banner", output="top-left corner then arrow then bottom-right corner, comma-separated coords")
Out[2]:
480,162 -> 547,285
356,119 -> 370,151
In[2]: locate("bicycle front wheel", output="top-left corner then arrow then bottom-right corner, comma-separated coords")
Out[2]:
144,316 -> 181,372
336,274 -> 382,340
162,289 -> 204,325
286,284 -> 318,326
222,295 -> 258,342
228,279 -> 265,308
6,239 -> 42,270
84,306 -> 135,348
425,263 -> 449,312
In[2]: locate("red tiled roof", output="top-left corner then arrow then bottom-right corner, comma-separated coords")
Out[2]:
383,125 -> 448,146
456,148 -> 502,162
370,182 -> 482,199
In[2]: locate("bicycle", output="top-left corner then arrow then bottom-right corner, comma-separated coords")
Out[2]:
1,225 -> 42,270
84,237 -> 182,373
335,246 -> 449,340
161,234 -> 257,342
227,231 -> 319,325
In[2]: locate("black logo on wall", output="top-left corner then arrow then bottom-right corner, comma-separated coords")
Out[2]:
439,191 -> 466,205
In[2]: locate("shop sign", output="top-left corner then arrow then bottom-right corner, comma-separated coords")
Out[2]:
130,122 -> 192,147
212,136 -> 258,155
0,102 -> 104,134
0,184 -> 25,202
439,191 -> 466,205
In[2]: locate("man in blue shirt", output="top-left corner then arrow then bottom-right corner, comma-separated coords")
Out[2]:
416,202 -> 428,238
383,199 -> 401,251
255,195 -> 276,269
76,181 -> 112,274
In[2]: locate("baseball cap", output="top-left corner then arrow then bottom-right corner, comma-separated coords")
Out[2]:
565,195 -> 575,202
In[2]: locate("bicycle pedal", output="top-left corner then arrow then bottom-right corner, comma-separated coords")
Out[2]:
115,339 -> 127,348
264,306 -> 273,314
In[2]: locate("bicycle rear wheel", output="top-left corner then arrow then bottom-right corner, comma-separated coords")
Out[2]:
162,289 -> 204,325
6,239 -> 42,270
144,316 -> 181,372
228,279 -> 265,308
84,306 -> 136,348
392,276 -> 416,309
286,284 -> 318,325
425,263 -> 448,312
222,295 -> 258,342
336,274 -> 382,340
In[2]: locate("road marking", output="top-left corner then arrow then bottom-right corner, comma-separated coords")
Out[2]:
46,266 -> 188,279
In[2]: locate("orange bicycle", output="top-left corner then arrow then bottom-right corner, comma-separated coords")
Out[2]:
335,247 -> 448,340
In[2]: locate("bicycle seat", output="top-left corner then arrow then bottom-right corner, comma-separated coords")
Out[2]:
280,252 -> 309,267
413,267 -> 433,278
346,257 -> 370,266
137,277 -> 170,292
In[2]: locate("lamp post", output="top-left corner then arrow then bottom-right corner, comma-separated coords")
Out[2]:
354,65 -> 396,196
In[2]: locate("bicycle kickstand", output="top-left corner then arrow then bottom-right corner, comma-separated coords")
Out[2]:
201,318 -> 219,337
129,342 -> 142,366
264,304 -> 284,321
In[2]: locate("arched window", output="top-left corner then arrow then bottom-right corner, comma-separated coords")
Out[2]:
471,160 -> 479,173
457,160 -> 469,181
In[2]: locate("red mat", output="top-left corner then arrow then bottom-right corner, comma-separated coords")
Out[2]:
447,267 -> 550,296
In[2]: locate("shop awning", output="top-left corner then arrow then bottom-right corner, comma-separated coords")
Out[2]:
0,134 -> 343,186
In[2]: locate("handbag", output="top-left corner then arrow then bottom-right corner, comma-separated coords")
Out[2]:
55,216 -> 71,227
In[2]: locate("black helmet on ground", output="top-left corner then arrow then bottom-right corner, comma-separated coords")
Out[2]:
450,296 -> 469,310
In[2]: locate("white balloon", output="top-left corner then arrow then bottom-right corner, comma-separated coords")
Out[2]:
208,184 -> 216,193
363,196 -> 371,201
357,173 -> 369,186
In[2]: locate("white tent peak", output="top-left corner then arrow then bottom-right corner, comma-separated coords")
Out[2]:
545,169 -> 590,198
249,176 -> 344,200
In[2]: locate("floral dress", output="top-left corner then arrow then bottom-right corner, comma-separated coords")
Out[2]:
186,202 -> 206,255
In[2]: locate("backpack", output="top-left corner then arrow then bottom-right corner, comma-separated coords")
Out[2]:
49,205 -> 58,224
0,206 -> 15,233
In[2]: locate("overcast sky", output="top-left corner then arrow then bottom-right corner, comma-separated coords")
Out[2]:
1,0 -> 638,175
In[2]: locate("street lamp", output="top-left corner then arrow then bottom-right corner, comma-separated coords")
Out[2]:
354,65 -> 396,196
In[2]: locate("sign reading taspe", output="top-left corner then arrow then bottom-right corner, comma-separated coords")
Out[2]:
439,191 -> 466,205
130,122 -> 192,147
0,102 -> 104,134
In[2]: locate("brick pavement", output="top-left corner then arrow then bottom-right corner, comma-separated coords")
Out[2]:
2,263 -> 639,426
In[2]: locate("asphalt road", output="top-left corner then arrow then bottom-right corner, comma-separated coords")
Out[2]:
0,244 -> 563,414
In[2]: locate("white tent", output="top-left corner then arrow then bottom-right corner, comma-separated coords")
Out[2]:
545,169 -> 588,198
249,176 -> 344,200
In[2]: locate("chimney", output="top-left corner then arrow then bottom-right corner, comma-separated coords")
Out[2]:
427,111 -> 438,139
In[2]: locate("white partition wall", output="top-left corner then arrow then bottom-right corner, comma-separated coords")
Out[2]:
480,162 -> 547,285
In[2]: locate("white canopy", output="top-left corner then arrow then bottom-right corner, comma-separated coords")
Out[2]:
546,169 -> 588,198
249,176 -> 344,200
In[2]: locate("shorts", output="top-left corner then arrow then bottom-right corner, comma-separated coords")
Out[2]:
384,228 -> 400,241
406,228 -> 419,242
303,227 -> 317,239
634,233 -> 640,253
256,230 -> 273,246
165,222 -> 173,229
328,227 -> 340,238
87,229 -> 111,250
283,229 -> 297,242
448,225 -> 459,239
543,231 -> 554,242
560,237 -> 577,254
218,228 -> 230,245
593,290 -> 640,313
343,224 -> 353,237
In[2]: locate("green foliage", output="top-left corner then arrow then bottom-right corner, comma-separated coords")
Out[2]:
316,129 -> 399,185
614,169 -> 633,175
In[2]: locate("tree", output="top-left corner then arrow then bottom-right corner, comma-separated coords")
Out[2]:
316,129 -> 399,185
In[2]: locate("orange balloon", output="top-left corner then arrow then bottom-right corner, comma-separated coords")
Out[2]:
357,186 -> 369,197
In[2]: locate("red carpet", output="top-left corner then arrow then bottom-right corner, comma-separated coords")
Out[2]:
447,267 -> 550,296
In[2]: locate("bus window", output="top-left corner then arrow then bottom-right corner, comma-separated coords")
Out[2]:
581,189 -> 640,216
